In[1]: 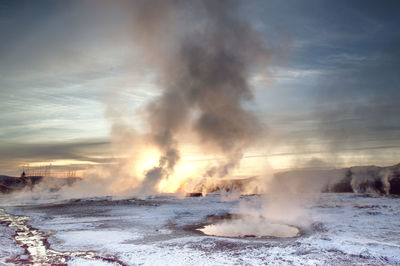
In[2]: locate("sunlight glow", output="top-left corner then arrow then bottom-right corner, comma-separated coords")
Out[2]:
27,160 -> 99,167
134,147 -> 161,178
157,159 -> 199,193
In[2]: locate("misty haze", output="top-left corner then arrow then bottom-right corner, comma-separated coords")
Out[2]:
1,0 -> 400,265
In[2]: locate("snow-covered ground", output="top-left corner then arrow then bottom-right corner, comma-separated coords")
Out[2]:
1,193 -> 399,265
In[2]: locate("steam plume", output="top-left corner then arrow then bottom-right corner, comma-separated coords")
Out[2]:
131,0 -> 269,193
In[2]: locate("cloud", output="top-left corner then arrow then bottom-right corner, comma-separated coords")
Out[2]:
0,139 -> 112,175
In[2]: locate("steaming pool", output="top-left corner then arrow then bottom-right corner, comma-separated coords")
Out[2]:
199,221 -> 300,238
194,214 -> 301,238
1,193 -> 400,265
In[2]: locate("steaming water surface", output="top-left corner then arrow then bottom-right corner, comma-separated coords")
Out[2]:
198,218 -> 300,238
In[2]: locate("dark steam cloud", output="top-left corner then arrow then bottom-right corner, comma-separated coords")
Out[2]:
130,0 -> 269,192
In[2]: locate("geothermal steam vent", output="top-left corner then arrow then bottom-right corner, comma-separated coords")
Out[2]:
197,215 -> 300,238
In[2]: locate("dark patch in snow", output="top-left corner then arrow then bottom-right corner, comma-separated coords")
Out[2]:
311,222 -> 327,233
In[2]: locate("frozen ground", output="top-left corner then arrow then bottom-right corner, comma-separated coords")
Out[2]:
0,193 -> 400,265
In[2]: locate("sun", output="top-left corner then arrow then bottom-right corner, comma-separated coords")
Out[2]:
134,147 -> 161,178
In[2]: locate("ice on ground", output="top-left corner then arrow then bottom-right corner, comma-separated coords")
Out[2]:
68,257 -> 117,266
1,193 -> 399,265
56,230 -> 142,249
0,222 -> 24,261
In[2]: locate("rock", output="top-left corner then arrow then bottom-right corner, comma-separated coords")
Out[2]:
389,176 -> 400,195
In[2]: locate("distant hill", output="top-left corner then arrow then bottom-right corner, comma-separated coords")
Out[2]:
187,163 -> 400,196
273,163 -> 400,195
0,175 -> 81,194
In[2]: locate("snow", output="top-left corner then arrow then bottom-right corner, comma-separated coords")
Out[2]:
56,230 -> 142,249
68,257 -> 117,266
0,222 -> 24,261
1,193 -> 400,265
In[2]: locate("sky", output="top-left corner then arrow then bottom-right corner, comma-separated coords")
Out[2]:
0,0 -> 399,176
